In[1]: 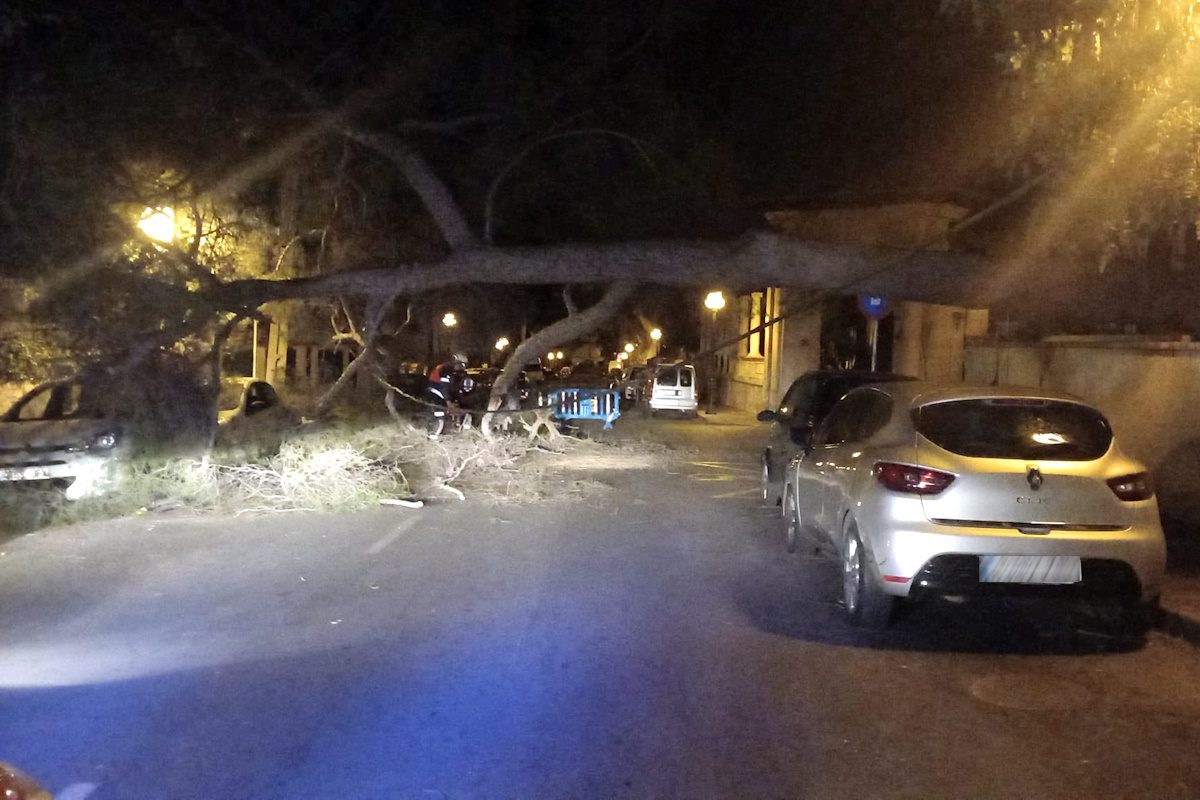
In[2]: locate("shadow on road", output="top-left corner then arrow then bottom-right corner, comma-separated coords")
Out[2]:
1158,609 -> 1200,650
736,553 -> 1146,656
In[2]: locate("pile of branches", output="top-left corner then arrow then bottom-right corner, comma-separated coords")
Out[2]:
46,419 -> 577,524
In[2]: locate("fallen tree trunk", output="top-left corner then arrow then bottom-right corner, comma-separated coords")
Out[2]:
211,230 -> 1001,312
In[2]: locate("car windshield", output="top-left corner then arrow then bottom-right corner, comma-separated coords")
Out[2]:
915,398 -> 1114,461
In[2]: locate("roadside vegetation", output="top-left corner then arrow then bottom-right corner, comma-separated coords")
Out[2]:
0,411 -> 671,534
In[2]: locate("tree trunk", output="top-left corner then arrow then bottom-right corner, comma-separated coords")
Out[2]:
212,231 -> 999,313
488,281 -> 638,408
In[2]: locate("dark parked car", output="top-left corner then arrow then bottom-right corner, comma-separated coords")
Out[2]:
460,368 -> 534,410
757,370 -> 914,505
612,366 -> 651,403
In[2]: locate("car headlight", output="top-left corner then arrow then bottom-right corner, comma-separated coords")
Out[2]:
90,431 -> 120,450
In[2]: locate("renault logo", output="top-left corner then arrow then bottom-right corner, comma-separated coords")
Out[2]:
1026,466 -> 1044,491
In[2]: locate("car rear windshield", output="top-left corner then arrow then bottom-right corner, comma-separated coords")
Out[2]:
915,398 -> 1114,461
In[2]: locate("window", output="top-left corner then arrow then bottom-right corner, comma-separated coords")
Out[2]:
779,376 -> 817,420
915,399 -> 1113,461
12,383 -> 82,421
816,389 -> 893,447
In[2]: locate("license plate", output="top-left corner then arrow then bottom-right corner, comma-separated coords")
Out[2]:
979,555 -> 1082,584
0,466 -> 50,481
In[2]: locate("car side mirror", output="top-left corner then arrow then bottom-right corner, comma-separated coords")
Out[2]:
756,409 -> 777,423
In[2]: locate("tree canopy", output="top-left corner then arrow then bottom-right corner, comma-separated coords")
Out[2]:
5,0 -> 1200,370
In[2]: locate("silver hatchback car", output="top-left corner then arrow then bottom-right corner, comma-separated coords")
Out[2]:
782,382 -> 1166,629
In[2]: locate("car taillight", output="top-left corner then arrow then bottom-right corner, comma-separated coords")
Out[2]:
1107,472 -> 1154,501
873,462 -> 955,495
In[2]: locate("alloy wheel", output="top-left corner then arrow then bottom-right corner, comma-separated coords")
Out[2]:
784,491 -> 799,553
842,533 -> 862,614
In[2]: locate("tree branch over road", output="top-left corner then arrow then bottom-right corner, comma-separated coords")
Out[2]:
210,230 -> 995,313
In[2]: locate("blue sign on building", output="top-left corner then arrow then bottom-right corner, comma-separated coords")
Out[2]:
857,294 -> 891,319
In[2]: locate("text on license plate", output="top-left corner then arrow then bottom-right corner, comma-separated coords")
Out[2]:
979,555 -> 1082,585
0,466 -> 51,481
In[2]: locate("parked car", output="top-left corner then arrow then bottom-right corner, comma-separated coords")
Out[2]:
460,368 -> 534,410
0,361 -> 212,501
781,382 -> 1166,630
0,379 -> 127,500
647,363 -> 698,417
613,366 -> 651,403
757,370 -> 914,505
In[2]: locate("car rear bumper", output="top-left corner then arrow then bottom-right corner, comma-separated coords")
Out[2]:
868,517 -> 1166,603
649,396 -> 697,411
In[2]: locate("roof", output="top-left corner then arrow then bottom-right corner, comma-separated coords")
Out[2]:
861,381 -> 1093,409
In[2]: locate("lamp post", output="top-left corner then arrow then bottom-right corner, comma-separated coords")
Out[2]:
703,291 -> 726,414
649,327 -> 662,360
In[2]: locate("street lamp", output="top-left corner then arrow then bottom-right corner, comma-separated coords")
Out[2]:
546,351 -> 556,361
442,312 -> 458,328
649,327 -> 663,360
137,207 -> 177,244
623,342 -> 635,354
704,291 -> 726,313
555,351 -> 564,360
703,291 -> 726,414
495,336 -> 510,351
617,351 -> 628,362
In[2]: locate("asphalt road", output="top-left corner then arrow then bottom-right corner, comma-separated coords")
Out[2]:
2,412 -> 1200,799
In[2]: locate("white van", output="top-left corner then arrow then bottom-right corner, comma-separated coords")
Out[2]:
647,363 -> 698,417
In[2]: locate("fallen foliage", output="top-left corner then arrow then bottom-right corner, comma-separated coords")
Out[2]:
24,417 -> 669,526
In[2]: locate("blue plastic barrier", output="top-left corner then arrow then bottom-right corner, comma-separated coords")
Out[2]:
546,388 -> 621,429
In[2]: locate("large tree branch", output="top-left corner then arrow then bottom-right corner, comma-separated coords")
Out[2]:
344,130 -> 478,251
489,281 -> 640,408
210,230 -> 1002,312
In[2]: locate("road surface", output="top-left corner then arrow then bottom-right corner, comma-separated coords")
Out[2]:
2,411 -> 1200,798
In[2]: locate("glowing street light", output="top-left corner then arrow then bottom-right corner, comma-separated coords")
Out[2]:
623,342 -> 635,353
495,336 -> 510,351
546,351 -> 557,361
555,351 -> 565,360
617,351 -> 628,361
703,291 -> 726,415
137,207 -> 177,244
650,328 -> 662,342
442,312 -> 458,328
704,291 -> 726,312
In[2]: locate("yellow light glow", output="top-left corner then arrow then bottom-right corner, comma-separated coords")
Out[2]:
704,291 -> 726,311
137,207 -> 176,243
624,343 -> 635,353
494,337 -> 510,351
650,328 -> 662,341
442,312 -> 458,328
617,351 -> 628,361
556,351 -> 564,360
546,352 -> 556,361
